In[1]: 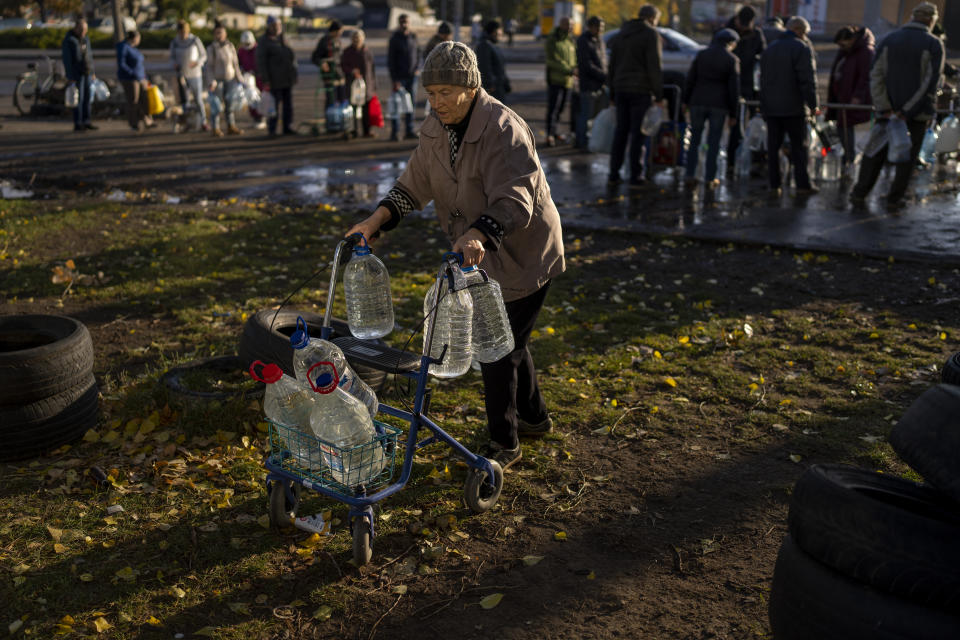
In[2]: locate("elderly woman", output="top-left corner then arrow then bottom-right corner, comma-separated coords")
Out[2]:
341,29 -> 376,138
347,42 -> 565,470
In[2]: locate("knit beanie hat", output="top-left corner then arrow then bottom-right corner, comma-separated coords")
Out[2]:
421,41 -> 481,89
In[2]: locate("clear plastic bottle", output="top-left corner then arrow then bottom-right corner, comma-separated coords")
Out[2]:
424,272 -> 474,378
640,103 -> 664,136
289,317 -> 378,417
343,238 -> 394,340
462,266 -> 514,363
734,142 -> 752,180
249,360 -> 320,470
920,125 -> 939,165
935,115 -> 959,153
821,147 -> 842,181
306,362 -> 385,487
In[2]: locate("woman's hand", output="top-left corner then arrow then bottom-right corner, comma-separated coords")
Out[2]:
453,228 -> 488,268
345,206 -> 391,245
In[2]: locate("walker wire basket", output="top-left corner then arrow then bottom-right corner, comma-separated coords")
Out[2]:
267,419 -> 401,496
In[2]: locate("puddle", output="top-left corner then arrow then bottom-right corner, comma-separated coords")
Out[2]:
0,181 -> 34,199
106,189 -> 127,202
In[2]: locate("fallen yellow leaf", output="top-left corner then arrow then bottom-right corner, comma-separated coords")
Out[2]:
313,605 -> 333,621
146,616 -> 162,626
663,377 -> 677,388
553,531 -> 567,541
479,593 -> 504,609
522,555 -> 544,566
91,617 -> 111,633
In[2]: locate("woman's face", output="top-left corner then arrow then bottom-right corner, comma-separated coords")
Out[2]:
352,32 -> 363,47
425,85 -> 477,125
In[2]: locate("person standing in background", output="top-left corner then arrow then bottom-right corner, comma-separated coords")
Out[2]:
544,16 -> 577,146
62,17 -> 96,132
237,30 -> 266,130
256,16 -> 298,136
759,16 -> 819,196
575,15 -> 606,151
682,28 -> 740,188
206,21 -> 245,137
116,30 -> 154,133
388,13 -> 420,141
341,29 -> 377,138
725,6 -> 765,176
850,2 -> 944,207
826,25 -> 875,169
505,18 -> 518,46
476,20 -> 510,102
170,20 -> 208,131
424,21 -> 453,60
607,5 -> 664,187
312,20 -> 346,113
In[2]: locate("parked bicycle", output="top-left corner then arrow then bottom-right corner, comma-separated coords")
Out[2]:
13,55 -> 67,116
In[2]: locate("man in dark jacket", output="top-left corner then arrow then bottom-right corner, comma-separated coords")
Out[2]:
256,16 -> 298,136
62,17 -> 96,132
827,26 -> 875,167
851,2 -> 944,207
726,6 -> 766,168
607,4 -> 664,187
575,16 -> 606,150
116,30 -> 154,133
476,20 -> 510,102
683,28 -> 740,186
388,13 -> 419,141
759,16 -> 819,195
424,21 -> 453,61
312,20 -> 345,112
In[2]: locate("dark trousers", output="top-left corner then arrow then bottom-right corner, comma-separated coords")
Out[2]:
480,282 -> 551,449
73,74 -> 92,126
268,87 -> 293,134
352,101 -> 370,136
121,79 -> 150,130
391,76 -> 415,137
766,115 -> 811,189
728,103 -> 756,166
546,83 -> 569,138
852,118 -> 927,202
838,123 -> 857,166
610,91 -> 652,181
324,83 -> 346,112
686,105 -> 727,181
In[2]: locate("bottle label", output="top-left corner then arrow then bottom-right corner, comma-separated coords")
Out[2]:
320,444 -> 344,472
294,511 -> 333,536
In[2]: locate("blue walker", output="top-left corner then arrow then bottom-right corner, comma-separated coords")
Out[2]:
264,236 -> 503,565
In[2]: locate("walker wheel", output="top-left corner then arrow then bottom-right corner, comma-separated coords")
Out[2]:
267,479 -> 301,530
351,516 -> 372,565
463,460 -> 503,513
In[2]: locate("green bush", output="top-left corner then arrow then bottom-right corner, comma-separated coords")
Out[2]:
0,27 -> 246,50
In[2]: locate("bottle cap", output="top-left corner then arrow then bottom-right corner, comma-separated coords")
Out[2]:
249,360 -> 283,384
352,232 -> 372,256
307,361 -> 339,394
462,265 -> 478,272
289,316 -> 310,349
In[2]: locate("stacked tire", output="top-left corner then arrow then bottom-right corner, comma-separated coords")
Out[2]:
769,384 -> 960,638
0,315 -> 100,461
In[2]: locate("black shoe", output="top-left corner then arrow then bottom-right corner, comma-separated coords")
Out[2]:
767,186 -> 783,198
886,194 -> 906,209
74,124 -> 86,132
405,130 -> 416,139
480,441 -> 522,471
628,177 -> 647,189
795,185 -> 820,195
849,193 -> 866,207
517,415 -> 553,438
282,128 -> 296,136
607,175 -> 623,186
389,133 -> 399,142
84,123 -> 98,130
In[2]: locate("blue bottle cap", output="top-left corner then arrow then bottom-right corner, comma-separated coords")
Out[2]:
462,265 -> 478,272
353,245 -> 372,256
289,316 -> 310,349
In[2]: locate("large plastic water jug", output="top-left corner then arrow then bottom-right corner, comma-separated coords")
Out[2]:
746,115 -> 766,151
920,125 -> 940,164
820,147 -> 842,182
640,103 -> 664,136
249,360 -> 320,469
462,266 -> 514,363
935,115 -> 959,154
306,361 -> 385,486
289,316 -> 377,417
887,118 -> 911,163
424,265 -> 473,378
343,236 -> 394,339
734,142 -> 751,180
65,83 -> 78,108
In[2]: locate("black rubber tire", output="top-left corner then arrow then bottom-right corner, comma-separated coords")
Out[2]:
237,309 -> 387,391
267,479 -> 301,530
0,314 -> 94,406
0,374 -> 100,461
351,516 -> 372,566
769,536 -> 960,640
162,355 -> 264,401
942,352 -> 960,386
463,460 -> 504,513
889,384 -> 960,504
788,464 -> 960,611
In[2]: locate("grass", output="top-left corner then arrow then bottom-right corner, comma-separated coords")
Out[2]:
1,195 -> 958,638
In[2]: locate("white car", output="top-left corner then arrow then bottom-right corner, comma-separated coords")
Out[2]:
604,27 -> 705,73
0,17 -> 30,31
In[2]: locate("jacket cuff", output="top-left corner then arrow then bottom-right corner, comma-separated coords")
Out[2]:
377,185 -> 416,231
470,215 -> 504,250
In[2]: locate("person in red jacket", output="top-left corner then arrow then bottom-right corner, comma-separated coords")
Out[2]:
826,26 -> 875,168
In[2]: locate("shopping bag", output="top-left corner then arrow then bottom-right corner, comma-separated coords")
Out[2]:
745,114 -> 767,151
886,117 -> 911,163
208,93 -> 223,118
935,115 -> 960,153
261,91 -> 276,118
350,77 -> 366,106
640,103 -> 664,136
146,84 -> 165,116
368,94 -> 384,128
588,106 -> 616,154
65,82 -> 78,108
862,120 -> 888,158
226,82 -> 246,112
92,78 -> 110,102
